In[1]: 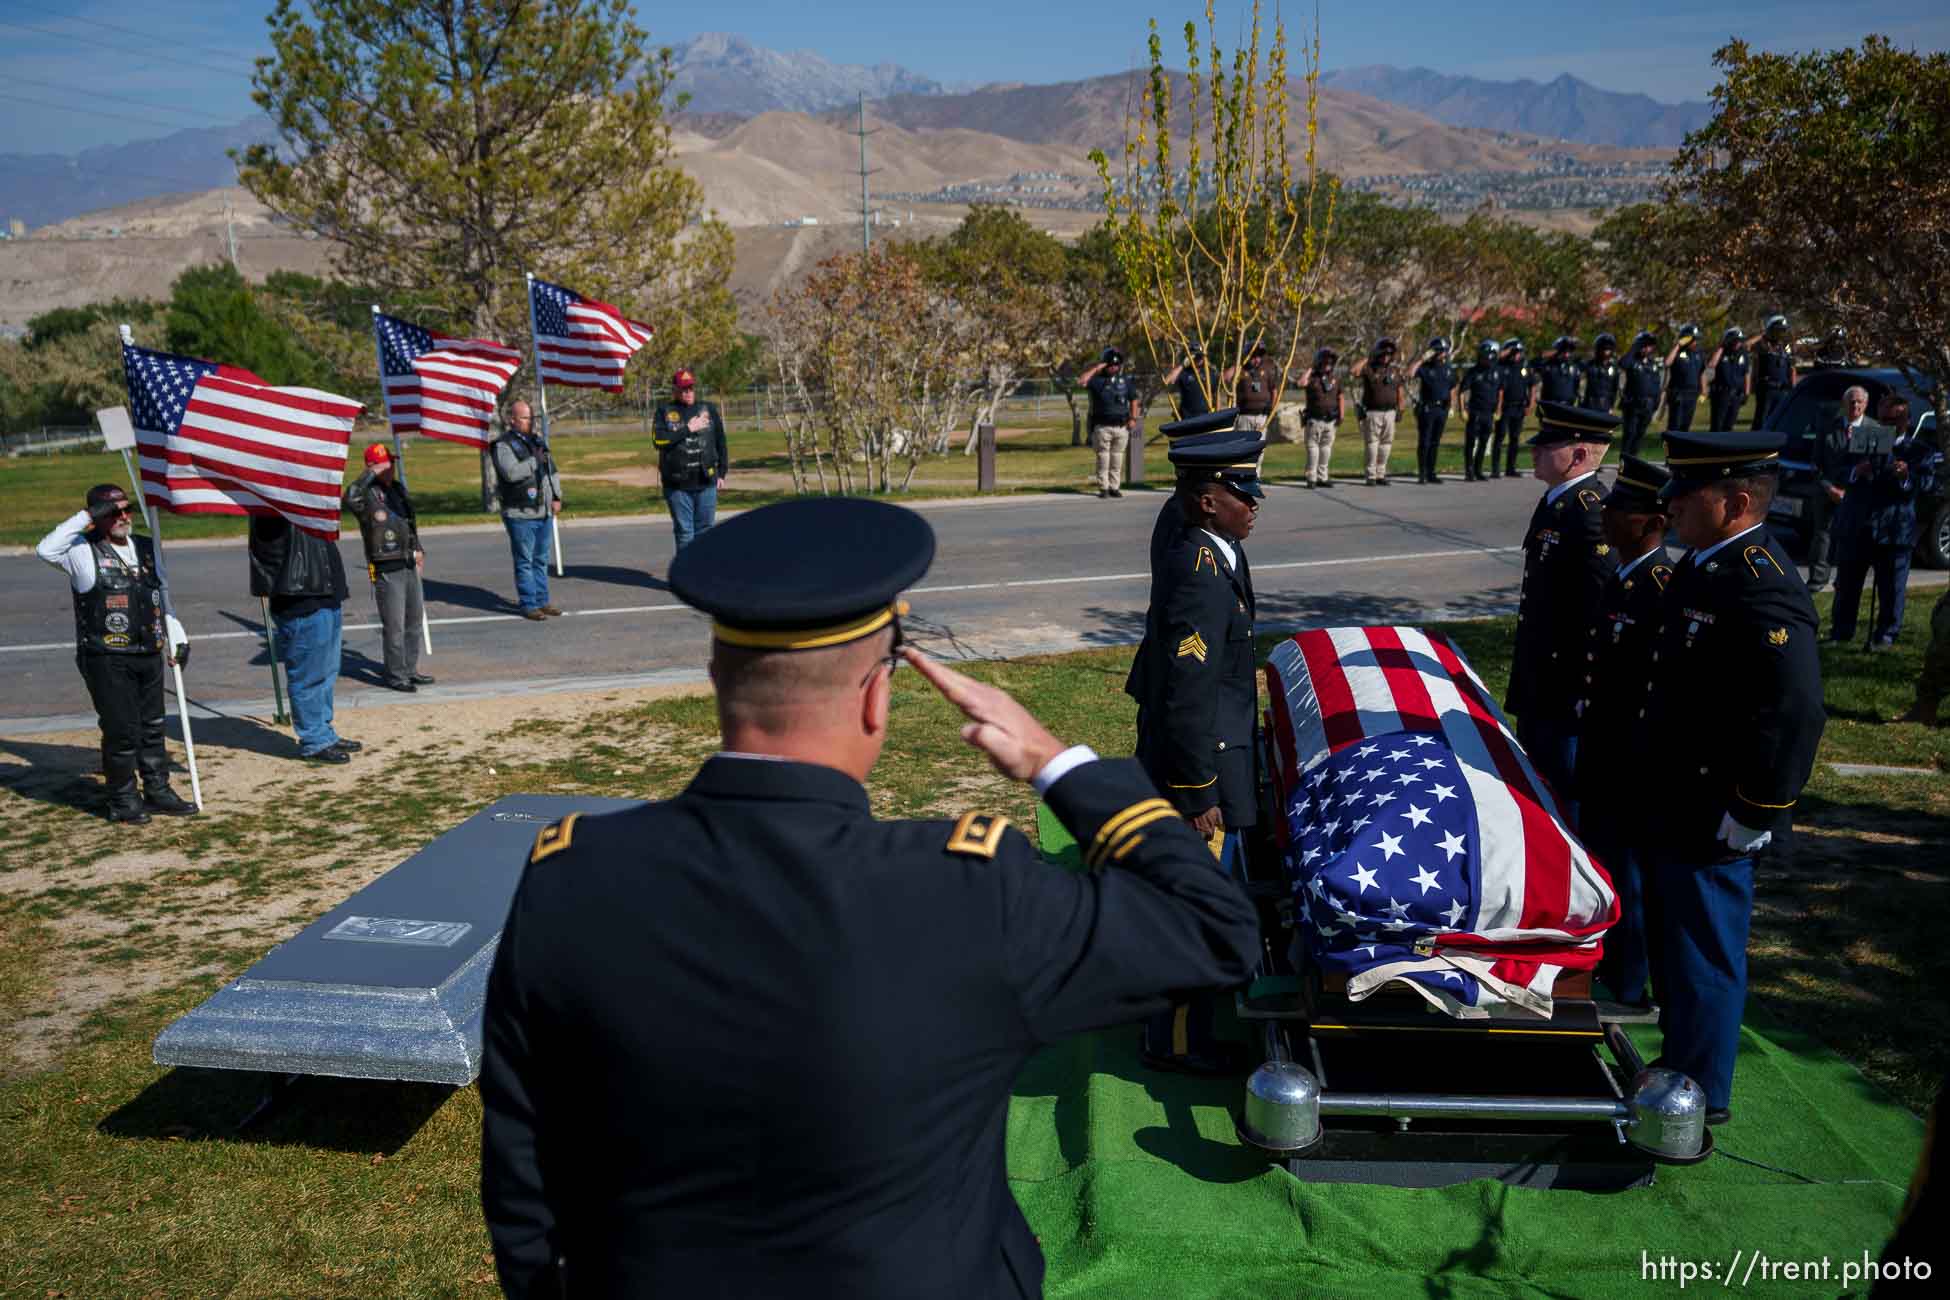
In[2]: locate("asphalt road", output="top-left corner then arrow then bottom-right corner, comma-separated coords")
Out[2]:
0,479 -> 1541,733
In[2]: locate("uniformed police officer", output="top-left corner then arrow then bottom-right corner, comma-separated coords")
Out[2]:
1493,338 -> 1536,478
651,367 -> 728,551
1505,402 -> 1618,809
1461,338 -> 1503,482
1295,346 -> 1344,488
1349,337 -> 1406,485
1227,340 -> 1278,435
1581,333 -> 1623,415
479,497 -> 1260,1298
1407,336 -> 1459,484
35,485 -> 194,823
1618,331 -> 1666,458
1126,430 -> 1264,1073
1077,347 -> 1140,498
1538,336 -> 1583,406
1574,456 -> 1674,1013
1645,429 -> 1825,1125
1664,324 -> 1705,433
1162,344 -> 1214,420
1750,315 -> 1797,431
1705,327 -> 1752,432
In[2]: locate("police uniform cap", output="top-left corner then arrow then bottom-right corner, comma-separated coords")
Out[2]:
1101,347 -> 1124,365
1659,428 -> 1787,495
1158,408 -> 1238,440
1633,330 -> 1658,348
1527,400 -> 1619,447
1603,455 -> 1671,512
668,498 -> 935,650
1503,337 -> 1525,352
1169,431 -> 1268,498
1594,332 -> 1616,351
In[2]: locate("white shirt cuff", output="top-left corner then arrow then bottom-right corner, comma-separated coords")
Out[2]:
1031,745 -> 1098,796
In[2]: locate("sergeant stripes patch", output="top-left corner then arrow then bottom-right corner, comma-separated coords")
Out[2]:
1176,631 -> 1209,662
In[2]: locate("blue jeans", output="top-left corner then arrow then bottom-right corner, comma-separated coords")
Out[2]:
273,604 -> 342,756
668,484 -> 718,551
504,516 -> 552,610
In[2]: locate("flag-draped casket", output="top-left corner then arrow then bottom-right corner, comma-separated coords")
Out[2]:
1263,627 -> 1618,1019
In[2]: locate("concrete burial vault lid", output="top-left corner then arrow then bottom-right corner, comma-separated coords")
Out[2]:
153,793 -> 642,1086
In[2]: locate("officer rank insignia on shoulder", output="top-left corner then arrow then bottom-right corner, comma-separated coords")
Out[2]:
945,811 -> 1009,859
1176,630 -> 1209,662
1767,627 -> 1789,646
529,813 -> 581,864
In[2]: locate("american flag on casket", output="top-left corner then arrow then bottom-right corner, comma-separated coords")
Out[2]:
1263,627 -> 1618,1019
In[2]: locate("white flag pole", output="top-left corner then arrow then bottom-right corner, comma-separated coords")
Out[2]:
105,339 -> 203,812
369,306 -> 434,657
523,271 -> 565,577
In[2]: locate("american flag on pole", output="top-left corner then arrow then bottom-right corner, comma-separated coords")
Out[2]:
1264,627 -> 1618,1019
123,342 -> 364,540
374,312 -> 522,449
528,277 -> 653,392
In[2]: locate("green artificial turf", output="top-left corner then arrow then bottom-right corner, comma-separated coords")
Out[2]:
1032,806 -> 1923,1299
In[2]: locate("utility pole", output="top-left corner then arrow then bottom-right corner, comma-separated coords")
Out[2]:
851,94 -> 878,255
223,201 -> 240,272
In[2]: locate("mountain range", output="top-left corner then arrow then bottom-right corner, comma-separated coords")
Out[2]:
666,32 -> 952,117
1320,66 -> 1711,149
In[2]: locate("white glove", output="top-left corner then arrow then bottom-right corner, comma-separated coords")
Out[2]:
1717,812 -> 1772,854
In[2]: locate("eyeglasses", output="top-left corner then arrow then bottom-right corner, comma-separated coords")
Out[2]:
858,621 -> 907,689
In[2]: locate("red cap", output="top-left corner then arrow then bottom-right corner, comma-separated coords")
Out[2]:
673,369 -> 696,389
364,443 -> 392,467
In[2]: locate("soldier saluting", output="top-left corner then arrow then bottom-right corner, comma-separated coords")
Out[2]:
1645,429 -> 1824,1126
35,485 -> 194,822
1460,338 -> 1504,482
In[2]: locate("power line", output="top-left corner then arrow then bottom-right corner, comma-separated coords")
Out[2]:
7,5 -> 262,67
0,17 -> 253,80
5,74 -> 246,126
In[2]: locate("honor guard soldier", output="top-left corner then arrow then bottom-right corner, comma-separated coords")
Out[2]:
1645,429 -> 1824,1125
1493,338 -> 1536,478
1505,402 -> 1619,809
480,497 -> 1260,1299
1538,336 -> 1584,405
1750,315 -> 1797,430
35,485 -> 194,822
1581,333 -> 1623,415
1162,343 -> 1214,419
1407,336 -> 1459,484
1077,347 -> 1140,498
1149,408 -> 1238,567
1663,324 -> 1705,433
1125,430 -> 1265,1073
1573,456 -> 1674,1013
1295,346 -> 1344,488
1706,327 -> 1752,432
1461,338 -> 1504,481
1618,331 -> 1666,458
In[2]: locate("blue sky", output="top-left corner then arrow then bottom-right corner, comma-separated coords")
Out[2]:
2,1 -> 1945,154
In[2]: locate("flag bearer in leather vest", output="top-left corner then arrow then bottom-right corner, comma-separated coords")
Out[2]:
652,367 -> 728,551
35,485 -> 194,822
342,442 -> 431,693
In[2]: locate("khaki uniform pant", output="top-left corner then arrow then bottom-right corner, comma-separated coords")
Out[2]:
1236,412 -> 1271,434
1092,423 -> 1130,491
1303,418 -> 1337,483
1361,408 -> 1399,481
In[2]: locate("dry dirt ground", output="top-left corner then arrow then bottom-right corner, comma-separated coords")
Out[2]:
0,681 -> 713,1076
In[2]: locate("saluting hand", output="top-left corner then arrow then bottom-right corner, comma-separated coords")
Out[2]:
903,647 -> 1065,781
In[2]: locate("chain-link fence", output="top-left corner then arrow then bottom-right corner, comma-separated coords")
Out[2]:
2,426 -> 101,456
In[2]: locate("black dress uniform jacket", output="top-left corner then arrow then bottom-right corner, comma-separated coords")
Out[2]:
1506,477 -> 1616,725
1645,527 -> 1825,852
1125,529 -> 1258,825
1573,547 -> 1673,816
481,755 -> 1259,1300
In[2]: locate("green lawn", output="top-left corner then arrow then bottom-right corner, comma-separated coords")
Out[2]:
0,605 -> 1939,1295
1,408 -> 1541,547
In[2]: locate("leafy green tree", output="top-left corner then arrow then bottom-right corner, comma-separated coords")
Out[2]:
165,265 -> 337,388
237,0 -> 735,381
1668,37 -> 1950,417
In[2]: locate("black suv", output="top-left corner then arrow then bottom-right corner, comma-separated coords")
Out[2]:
1765,366 -> 1947,569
